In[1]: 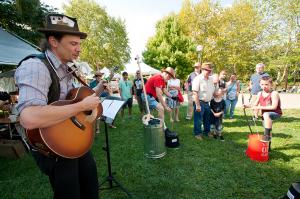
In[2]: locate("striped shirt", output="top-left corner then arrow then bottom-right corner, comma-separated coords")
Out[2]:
15,50 -> 73,113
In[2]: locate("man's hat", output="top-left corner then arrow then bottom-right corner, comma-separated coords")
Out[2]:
38,14 -> 87,39
201,62 -> 213,71
193,62 -> 201,67
162,67 -> 175,78
93,71 -> 104,77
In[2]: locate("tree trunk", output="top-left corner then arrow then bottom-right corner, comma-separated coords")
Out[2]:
284,66 -> 289,91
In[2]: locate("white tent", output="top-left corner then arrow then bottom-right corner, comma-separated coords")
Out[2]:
0,27 -> 40,65
99,67 -> 121,80
74,61 -> 94,79
125,62 -> 160,76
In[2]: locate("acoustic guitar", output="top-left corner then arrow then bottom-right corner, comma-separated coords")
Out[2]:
26,86 -> 103,159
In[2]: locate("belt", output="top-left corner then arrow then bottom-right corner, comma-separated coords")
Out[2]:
199,100 -> 209,104
147,93 -> 158,101
147,93 -> 153,98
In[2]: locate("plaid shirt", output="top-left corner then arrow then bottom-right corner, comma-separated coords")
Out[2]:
15,50 -> 73,113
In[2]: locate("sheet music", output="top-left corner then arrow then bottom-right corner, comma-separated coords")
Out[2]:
102,99 -> 125,119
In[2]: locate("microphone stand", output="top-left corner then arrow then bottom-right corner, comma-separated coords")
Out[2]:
99,116 -> 132,197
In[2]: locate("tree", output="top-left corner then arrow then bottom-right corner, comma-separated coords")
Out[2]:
143,14 -> 195,80
177,0 -> 263,80
64,0 -> 130,70
0,0 -> 57,45
253,0 -> 300,89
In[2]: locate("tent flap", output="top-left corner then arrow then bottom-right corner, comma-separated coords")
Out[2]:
0,27 -> 40,66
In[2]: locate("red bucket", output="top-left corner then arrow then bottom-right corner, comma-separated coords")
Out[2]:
246,134 -> 269,162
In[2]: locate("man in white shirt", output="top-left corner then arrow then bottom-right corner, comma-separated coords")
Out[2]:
192,62 -> 216,140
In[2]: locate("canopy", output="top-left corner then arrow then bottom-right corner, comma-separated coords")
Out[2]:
125,62 -> 160,76
0,27 -> 40,66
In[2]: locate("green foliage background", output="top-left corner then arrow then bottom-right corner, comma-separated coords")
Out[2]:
142,0 -> 300,87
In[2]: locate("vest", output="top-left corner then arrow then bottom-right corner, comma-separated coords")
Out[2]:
18,53 -> 60,104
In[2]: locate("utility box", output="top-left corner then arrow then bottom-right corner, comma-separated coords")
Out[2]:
0,139 -> 27,158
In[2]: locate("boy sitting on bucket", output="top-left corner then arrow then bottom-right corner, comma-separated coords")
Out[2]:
244,76 -> 282,143
210,88 -> 226,141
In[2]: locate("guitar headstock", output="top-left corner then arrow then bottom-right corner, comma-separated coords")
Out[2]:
112,65 -> 119,72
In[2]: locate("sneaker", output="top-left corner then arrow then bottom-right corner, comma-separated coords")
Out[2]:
109,124 -> 117,129
208,132 -> 214,138
194,135 -> 203,140
219,135 -> 225,141
186,116 -> 192,120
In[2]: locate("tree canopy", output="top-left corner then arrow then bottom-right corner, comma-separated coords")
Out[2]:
143,0 -> 300,88
0,0 -> 57,45
64,0 -> 131,70
0,0 -> 131,72
142,14 -> 195,80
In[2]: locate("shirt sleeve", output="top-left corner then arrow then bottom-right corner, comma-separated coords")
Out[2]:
15,58 -> 52,113
192,75 -> 200,92
153,77 -> 164,89
175,79 -> 180,87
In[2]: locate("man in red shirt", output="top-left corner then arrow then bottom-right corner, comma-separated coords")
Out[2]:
144,67 -> 174,123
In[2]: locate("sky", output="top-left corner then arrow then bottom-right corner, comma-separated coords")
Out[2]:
41,0 -> 233,65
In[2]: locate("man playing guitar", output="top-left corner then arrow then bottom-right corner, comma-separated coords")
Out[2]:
15,14 -> 104,199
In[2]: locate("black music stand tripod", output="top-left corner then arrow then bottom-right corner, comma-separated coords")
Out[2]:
99,116 -> 132,197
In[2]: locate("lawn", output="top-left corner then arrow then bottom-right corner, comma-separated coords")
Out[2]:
0,107 -> 299,199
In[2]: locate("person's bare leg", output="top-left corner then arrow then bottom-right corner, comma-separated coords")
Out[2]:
156,103 -> 165,123
175,107 -> 180,121
170,111 -> 173,122
263,112 -> 272,142
129,107 -> 132,117
121,109 -> 124,119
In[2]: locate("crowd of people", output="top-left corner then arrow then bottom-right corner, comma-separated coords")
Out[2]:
90,59 -> 281,146
90,60 -> 282,144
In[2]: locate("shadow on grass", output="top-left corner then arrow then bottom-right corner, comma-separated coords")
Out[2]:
277,116 -> 300,123
275,133 -> 293,139
270,149 -> 300,162
273,143 -> 300,151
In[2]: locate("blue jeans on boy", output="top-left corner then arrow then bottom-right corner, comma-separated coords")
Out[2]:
193,101 -> 211,136
225,98 -> 238,118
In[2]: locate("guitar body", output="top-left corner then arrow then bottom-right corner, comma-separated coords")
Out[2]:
26,86 -> 103,159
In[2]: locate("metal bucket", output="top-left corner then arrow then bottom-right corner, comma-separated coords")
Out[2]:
143,119 -> 166,159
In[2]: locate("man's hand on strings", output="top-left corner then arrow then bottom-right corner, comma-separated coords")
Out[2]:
80,93 -> 100,111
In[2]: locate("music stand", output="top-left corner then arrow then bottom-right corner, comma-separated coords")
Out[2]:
99,99 -> 132,197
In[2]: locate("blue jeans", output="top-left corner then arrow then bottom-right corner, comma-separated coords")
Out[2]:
141,93 -> 158,110
193,101 -> 211,136
225,98 -> 238,118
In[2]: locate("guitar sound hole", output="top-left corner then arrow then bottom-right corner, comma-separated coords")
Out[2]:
84,110 -> 92,115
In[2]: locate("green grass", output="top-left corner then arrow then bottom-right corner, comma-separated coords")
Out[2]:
0,107 -> 300,199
